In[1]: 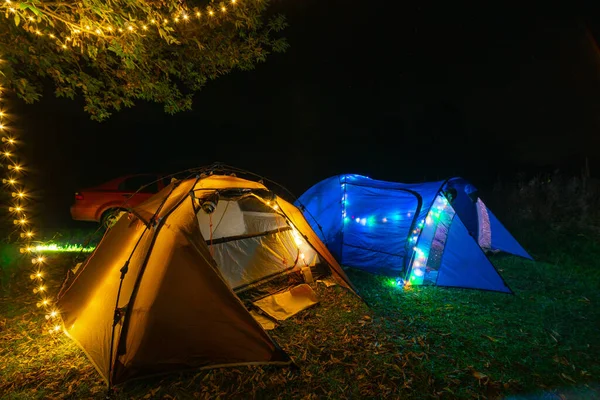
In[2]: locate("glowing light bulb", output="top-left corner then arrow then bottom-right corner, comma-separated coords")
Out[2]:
209,10 -> 214,16
4,151 -> 10,157
382,217 -> 388,223
30,271 -> 43,280
183,14 -> 189,20
221,6 -> 226,12
128,26 -> 134,31
37,299 -> 49,307
300,253 -> 305,259
52,325 -> 61,332
142,25 -> 148,30
34,285 -> 45,293
196,12 -> 201,17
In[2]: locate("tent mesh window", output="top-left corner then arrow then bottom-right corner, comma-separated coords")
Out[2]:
197,194 -> 333,302
427,204 -> 456,285
406,194 -> 455,285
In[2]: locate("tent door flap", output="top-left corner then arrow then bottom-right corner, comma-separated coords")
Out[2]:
252,284 -> 319,321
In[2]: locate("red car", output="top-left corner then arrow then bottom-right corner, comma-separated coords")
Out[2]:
70,174 -> 171,227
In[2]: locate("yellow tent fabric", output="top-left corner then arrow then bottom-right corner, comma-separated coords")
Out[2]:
57,175 -> 357,386
277,197 -> 358,292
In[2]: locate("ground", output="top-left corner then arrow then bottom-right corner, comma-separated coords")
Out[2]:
0,227 -> 599,399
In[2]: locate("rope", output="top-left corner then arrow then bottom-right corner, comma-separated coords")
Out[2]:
212,199 -> 230,234
209,212 -> 214,257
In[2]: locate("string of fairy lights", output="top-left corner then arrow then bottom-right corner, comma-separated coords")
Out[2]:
0,0 -> 246,53
0,93 -> 64,334
0,0 -> 259,336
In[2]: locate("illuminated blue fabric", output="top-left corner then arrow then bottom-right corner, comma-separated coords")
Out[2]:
486,207 -> 533,260
297,175 -> 444,274
444,177 -> 532,260
444,178 -> 479,235
437,215 -> 512,293
341,184 -> 417,274
296,176 -> 344,260
296,174 -> 532,293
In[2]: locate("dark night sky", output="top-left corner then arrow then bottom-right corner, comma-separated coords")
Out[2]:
7,1 -> 600,227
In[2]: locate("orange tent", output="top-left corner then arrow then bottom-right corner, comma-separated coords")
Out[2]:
57,175 -> 358,386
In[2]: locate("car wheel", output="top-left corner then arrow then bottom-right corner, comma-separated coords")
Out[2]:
101,208 -> 125,229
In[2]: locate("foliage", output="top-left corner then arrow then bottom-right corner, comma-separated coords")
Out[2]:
489,171 -> 600,234
0,0 -> 288,121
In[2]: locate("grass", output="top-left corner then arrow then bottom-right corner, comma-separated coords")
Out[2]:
1,226 -> 599,399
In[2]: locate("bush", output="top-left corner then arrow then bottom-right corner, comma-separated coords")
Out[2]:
490,171 -> 600,234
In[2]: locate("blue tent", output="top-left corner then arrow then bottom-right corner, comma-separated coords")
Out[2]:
295,174 -> 533,293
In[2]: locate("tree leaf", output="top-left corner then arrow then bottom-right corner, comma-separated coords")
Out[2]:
1,0 -> 286,121
472,371 -> 488,380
